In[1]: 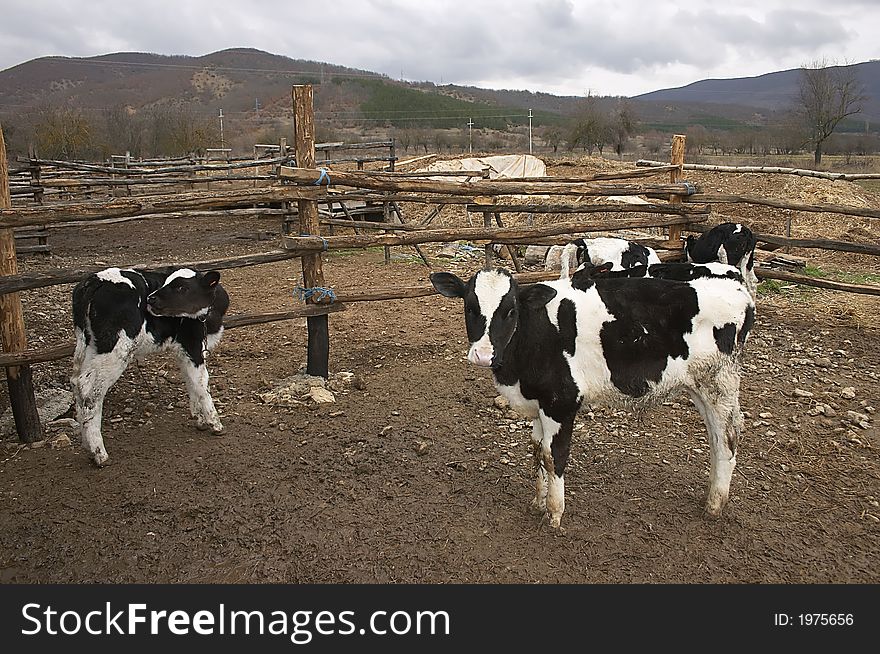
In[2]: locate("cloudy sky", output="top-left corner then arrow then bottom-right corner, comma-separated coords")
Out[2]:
1,0 -> 877,97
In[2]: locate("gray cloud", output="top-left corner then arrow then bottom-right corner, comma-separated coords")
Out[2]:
0,0 -> 876,97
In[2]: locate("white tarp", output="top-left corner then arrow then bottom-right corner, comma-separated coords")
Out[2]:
415,154 -> 546,180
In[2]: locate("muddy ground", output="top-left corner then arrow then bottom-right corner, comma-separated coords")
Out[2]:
0,157 -> 878,584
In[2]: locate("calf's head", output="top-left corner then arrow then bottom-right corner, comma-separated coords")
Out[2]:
146,269 -> 222,319
430,269 -> 556,368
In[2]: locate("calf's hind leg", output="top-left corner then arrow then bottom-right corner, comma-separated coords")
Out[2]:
687,367 -> 743,517
71,332 -> 135,466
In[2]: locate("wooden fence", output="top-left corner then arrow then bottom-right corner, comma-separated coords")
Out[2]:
1,86 -> 878,443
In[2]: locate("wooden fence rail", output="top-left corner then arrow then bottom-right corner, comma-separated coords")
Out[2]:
636,158 -> 880,180
0,185 -> 323,229
2,112 -> 879,445
679,193 -> 880,220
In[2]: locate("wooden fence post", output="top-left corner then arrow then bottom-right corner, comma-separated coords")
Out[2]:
0,124 -> 42,442
292,85 -> 330,378
667,134 -> 686,248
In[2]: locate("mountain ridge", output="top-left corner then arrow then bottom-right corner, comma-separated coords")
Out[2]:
2,48 -> 879,129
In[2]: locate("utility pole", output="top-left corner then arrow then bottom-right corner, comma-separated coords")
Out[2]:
467,118 -> 474,153
218,108 -> 225,148
528,109 -> 533,154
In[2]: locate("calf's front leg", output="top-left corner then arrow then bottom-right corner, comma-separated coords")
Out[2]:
538,409 -> 575,530
177,353 -> 224,434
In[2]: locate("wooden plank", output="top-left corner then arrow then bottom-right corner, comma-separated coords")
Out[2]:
293,84 -> 330,379
0,124 -> 42,442
0,185 -> 325,229
281,214 -> 710,253
666,134 -> 686,247
636,159 -> 880,180
279,165 -> 700,198
0,249 -> 305,297
685,222 -> 880,257
756,268 -> 880,295
679,193 -> 880,220
0,304 -> 347,368
14,244 -> 51,254
464,203 -> 708,215
18,155 -> 294,176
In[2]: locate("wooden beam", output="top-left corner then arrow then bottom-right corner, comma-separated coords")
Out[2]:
282,214 -> 709,253
0,185 -> 325,229
0,249 -> 305,297
684,223 -> 880,257
756,268 -> 880,296
0,124 -> 42,442
0,304 -> 347,369
666,134 -> 686,247
636,159 -> 880,180
678,193 -> 880,220
463,203 -> 708,215
17,155 -> 294,176
293,84 -> 330,378
279,165 -> 700,198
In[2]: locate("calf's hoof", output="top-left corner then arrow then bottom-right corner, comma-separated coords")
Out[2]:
91,450 -> 111,467
196,419 -> 225,435
703,494 -> 727,519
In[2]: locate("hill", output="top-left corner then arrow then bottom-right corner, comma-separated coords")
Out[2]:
1,48 -> 878,151
633,60 -> 880,125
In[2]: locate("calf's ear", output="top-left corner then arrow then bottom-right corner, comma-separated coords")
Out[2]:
430,272 -> 467,298
202,270 -> 221,288
518,283 -> 557,308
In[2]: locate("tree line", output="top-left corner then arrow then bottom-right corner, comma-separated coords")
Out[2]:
0,60 -> 871,165
1,103 -> 219,160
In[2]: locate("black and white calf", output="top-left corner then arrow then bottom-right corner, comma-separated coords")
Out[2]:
685,222 -> 758,298
547,237 -> 661,278
71,267 -> 229,466
431,267 -> 755,529
571,260 -> 745,288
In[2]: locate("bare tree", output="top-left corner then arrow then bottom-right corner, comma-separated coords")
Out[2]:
32,104 -> 95,160
541,125 -> 563,153
568,93 -> 606,154
101,105 -> 144,158
609,101 -> 637,157
796,59 -> 866,165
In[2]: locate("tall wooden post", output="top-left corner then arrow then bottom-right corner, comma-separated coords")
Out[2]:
666,134 -> 686,248
0,124 -> 42,442
483,211 -> 493,269
292,85 -> 330,378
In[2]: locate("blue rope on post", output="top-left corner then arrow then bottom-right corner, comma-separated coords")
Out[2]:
293,285 -> 337,303
314,168 -> 330,186
300,234 -> 329,251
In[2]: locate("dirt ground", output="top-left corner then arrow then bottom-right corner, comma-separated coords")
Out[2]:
0,157 -> 878,584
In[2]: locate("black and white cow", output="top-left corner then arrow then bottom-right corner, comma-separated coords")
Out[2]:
431,267 -> 755,529
547,236 -> 661,278
71,267 -> 229,466
571,260 -> 744,289
684,222 -> 758,298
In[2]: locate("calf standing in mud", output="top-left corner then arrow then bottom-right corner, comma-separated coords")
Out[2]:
431,268 -> 755,530
71,267 -> 229,466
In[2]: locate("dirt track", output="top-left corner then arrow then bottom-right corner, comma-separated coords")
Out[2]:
1,159 -> 878,583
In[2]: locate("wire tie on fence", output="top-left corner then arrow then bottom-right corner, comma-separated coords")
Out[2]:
300,234 -> 329,251
293,286 -> 337,303
314,168 -> 330,186
682,181 -> 697,195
